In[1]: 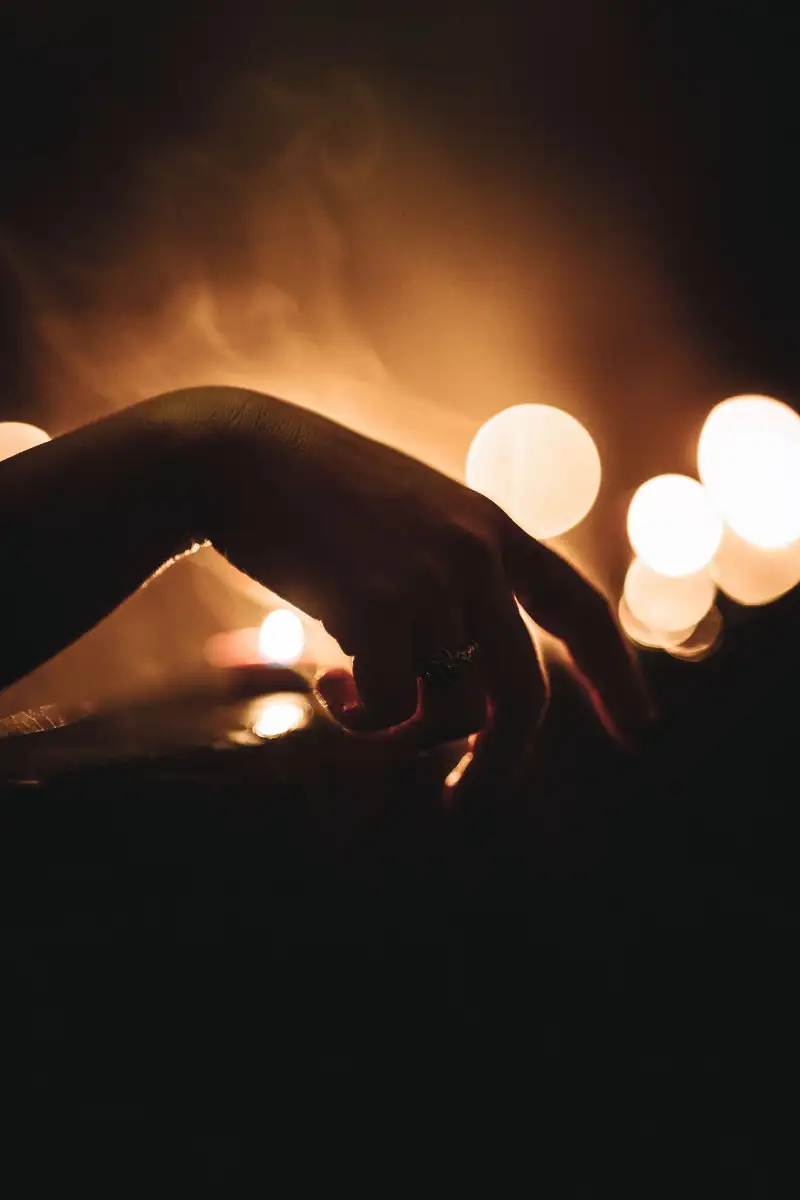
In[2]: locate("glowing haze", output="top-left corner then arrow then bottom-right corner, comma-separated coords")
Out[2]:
0,58 -> 732,711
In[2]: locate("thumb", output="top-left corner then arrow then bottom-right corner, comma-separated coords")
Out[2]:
315,668 -> 423,736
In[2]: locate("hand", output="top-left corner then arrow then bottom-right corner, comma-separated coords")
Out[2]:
0,385 -> 651,808
169,387 -> 652,805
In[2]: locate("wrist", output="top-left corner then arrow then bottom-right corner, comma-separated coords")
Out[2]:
145,386 -> 311,554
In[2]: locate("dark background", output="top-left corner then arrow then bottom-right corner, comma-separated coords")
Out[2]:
1,0 -> 799,1187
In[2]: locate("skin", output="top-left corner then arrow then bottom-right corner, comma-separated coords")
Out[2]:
0,386 -> 652,807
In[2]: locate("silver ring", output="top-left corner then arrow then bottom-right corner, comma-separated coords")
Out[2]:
420,641 -> 479,685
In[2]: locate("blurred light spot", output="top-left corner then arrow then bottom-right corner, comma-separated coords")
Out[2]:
258,609 -> 305,664
626,474 -> 723,577
251,694 -> 311,739
624,558 -> 716,632
205,626 -> 260,668
227,728 -> 263,747
0,422 -> 50,460
445,750 -> 474,790
617,596 -> 695,650
466,404 -> 601,538
698,394 -> 800,549
666,606 -> 723,662
711,524 -> 800,605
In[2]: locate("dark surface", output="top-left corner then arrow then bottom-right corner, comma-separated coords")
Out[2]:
1,590 -> 798,1187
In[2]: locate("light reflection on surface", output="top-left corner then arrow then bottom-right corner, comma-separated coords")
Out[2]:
466,404 -> 601,539
445,749 -> 474,790
250,693 -> 311,739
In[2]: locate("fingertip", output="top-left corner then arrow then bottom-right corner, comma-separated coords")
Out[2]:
315,669 -> 359,714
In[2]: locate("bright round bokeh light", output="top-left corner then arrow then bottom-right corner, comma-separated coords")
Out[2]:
258,609 -> 306,665
0,421 -> 50,461
710,524 -> 800,606
697,394 -> 800,549
617,596 -> 696,650
624,558 -> 716,633
251,694 -> 311,739
665,606 -> 724,662
466,404 -> 601,539
626,474 -> 723,578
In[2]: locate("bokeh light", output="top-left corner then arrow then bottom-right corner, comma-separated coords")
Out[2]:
624,558 -> 716,633
617,596 -> 696,650
698,395 -> 800,549
445,748 -> 474,790
251,694 -> 311,739
626,474 -> 723,577
466,404 -> 601,538
258,609 -> 306,665
711,524 -> 800,606
0,422 -> 50,461
665,606 -> 724,662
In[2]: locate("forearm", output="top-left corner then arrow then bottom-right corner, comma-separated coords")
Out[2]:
0,398 -> 198,694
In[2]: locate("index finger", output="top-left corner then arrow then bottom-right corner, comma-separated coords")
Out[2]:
503,523 -> 654,746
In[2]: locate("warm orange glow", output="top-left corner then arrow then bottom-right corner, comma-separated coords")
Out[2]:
251,694 -> 311,739
466,404 -> 601,538
623,558 -> 716,632
445,749 -> 474,790
258,609 -> 306,665
626,474 -> 723,577
711,524 -> 800,606
698,394 -> 800,550
617,596 -> 696,650
0,421 -> 50,461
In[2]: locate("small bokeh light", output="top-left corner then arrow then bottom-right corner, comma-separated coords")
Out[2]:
627,474 -> 723,578
698,394 -> 800,550
250,693 -> 311,739
258,609 -> 306,665
466,404 -> 601,539
0,422 -> 50,461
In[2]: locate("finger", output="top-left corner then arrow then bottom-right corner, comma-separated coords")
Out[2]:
315,667 -> 360,717
316,604 -> 488,747
331,612 -> 419,733
452,564 -> 548,810
410,603 -> 488,748
413,672 -> 489,749
503,525 -> 654,745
